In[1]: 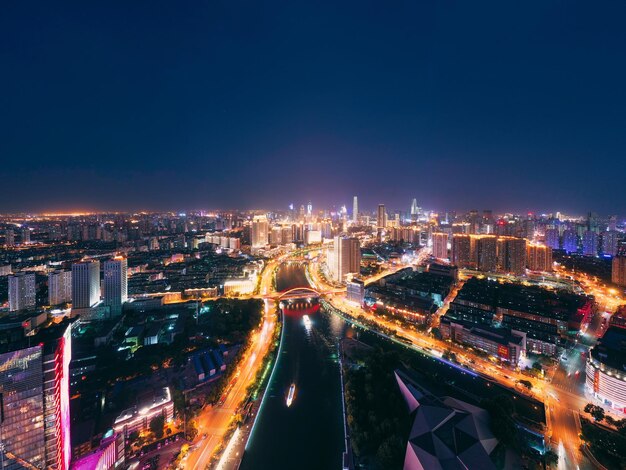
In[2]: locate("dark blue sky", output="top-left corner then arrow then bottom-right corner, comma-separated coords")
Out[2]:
1,1 -> 625,214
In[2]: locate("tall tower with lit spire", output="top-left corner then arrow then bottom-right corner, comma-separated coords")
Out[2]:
410,199 -> 419,222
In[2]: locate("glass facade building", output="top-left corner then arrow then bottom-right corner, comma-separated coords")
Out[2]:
0,346 -> 46,469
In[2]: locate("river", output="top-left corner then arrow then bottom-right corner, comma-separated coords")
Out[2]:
241,264 -> 547,469
240,263 -> 347,470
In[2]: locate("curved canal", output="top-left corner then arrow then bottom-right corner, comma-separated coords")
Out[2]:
241,263 -> 346,470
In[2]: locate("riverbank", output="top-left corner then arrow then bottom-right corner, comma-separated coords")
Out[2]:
240,263 -> 346,469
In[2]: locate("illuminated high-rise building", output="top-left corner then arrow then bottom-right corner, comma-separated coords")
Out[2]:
270,226 -> 282,245
281,226 -> 294,244
21,227 -> 31,244
0,320 -> 73,470
4,229 -> 15,247
0,345 -> 46,468
468,210 -> 481,234
496,237 -> 527,275
352,196 -> 358,223
527,243 -> 553,272
71,260 -> 101,309
603,230 -> 620,257
587,212 -> 599,233
291,223 -> 304,243
432,233 -> 449,260
410,199 -> 419,222
103,257 -> 128,315
451,235 -> 471,269
562,229 -> 578,254
475,235 -> 497,272
613,257 -> 626,287
545,228 -> 560,250
328,236 -> 361,282
582,230 -> 598,257
377,204 -> 387,229
41,321 -> 73,470
49,270 -> 72,306
9,272 -> 36,311
251,215 -> 269,248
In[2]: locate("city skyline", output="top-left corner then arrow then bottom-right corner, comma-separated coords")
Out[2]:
3,2 -> 626,213
0,201 -> 624,219
3,3 -> 626,468
2,200 -> 626,469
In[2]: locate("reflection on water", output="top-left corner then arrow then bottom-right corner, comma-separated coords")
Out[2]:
328,310 -> 346,338
241,264 -> 346,470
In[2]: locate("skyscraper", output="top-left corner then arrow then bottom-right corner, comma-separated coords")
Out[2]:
9,272 -> 36,311
603,230 -> 620,257
21,227 -> 31,244
328,236 -> 361,282
410,199 -> 419,223
613,255 -> 626,287
0,320 -> 73,470
251,215 -> 269,248
104,257 -> 128,315
475,236 -> 497,272
468,210 -> 481,234
270,226 -> 282,245
582,231 -> 598,257
527,243 -> 553,272
71,260 -> 101,309
496,237 -> 527,275
562,229 -> 578,254
4,229 -> 15,247
41,321 -> 73,470
0,344 -> 46,468
545,228 -> 560,250
377,204 -> 387,230
352,196 -> 358,223
451,235 -> 472,269
432,232 -> 449,260
587,212 -> 599,233
49,270 -> 72,306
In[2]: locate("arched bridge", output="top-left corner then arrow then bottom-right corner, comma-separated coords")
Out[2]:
276,286 -> 322,300
261,286 -> 329,300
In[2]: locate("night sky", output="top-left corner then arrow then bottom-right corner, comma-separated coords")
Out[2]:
2,1 -> 625,214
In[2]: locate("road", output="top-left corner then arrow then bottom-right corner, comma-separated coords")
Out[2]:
184,253 -> 622,469
549,265 -> 625,468
553,265 -> 623,319
307,260 -> 616,469
329,292 -> 594,467
184,259 -> 280,469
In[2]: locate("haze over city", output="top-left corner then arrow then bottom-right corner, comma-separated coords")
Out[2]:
3,1 -> 626,213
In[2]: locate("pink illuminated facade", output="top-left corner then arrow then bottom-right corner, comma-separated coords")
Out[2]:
0,319 -> 73,470
72,432 -> 125,470
47,326 -> 72,470
41,320 -> 73,470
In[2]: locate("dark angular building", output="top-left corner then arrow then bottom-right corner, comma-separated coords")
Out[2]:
395,369 -> 500,470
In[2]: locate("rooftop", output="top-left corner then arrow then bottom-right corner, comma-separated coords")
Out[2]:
395,369 -> 498,470
591,326 -> 626,372
454,277 -> 587,320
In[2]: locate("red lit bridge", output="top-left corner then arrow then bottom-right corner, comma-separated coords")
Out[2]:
262,286 -> 339,301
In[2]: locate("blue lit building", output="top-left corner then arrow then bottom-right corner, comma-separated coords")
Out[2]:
582,231 -> 598,257
545,228 -> 560,250
602,230 -> 620,257
562,229 -> 578,254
